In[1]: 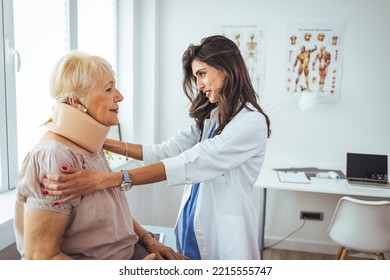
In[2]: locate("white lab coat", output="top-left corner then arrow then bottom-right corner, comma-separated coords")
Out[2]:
142,104 -> 267,259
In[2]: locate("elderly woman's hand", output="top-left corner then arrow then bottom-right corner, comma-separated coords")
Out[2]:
143,253 -> 157,260
142,234 -> 189,260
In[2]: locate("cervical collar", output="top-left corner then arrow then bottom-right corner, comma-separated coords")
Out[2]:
46,102 -> 110,154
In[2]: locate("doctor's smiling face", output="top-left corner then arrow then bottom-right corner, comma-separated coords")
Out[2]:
192,59 -> 226,104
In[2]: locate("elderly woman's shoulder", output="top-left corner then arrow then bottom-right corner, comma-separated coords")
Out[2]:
36,138 -> 73,152
28,139 -> 79,164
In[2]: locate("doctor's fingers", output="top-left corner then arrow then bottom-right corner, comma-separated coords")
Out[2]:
41,179 -> 72,192
43,166 -> 91,188
41,183 -> 92,204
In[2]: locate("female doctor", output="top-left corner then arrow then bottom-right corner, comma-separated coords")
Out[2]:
43,35 -> 271,260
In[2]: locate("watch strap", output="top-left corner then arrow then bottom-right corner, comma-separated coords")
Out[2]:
122,169 -> 130,183
120,169 -> 132,191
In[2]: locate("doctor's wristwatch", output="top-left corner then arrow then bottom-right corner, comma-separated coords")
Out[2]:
119,169 -> 132,191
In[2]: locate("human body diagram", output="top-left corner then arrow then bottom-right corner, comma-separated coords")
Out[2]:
286,26 -> 344,99
312,46 -> 331,92
293,44 -> 317,92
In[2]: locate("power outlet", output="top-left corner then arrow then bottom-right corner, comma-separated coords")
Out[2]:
300,211 -> 323,221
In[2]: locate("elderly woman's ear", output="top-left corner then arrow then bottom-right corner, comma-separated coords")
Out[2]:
68,97 -> 87,113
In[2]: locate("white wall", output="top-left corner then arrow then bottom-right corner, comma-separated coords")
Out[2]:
120,0 -> 390,254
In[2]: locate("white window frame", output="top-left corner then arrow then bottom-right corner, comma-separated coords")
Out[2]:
0,0 -> 7,193
0,0 -> 18,194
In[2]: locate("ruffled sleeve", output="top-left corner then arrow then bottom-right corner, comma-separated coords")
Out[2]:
16,140 -> 83,215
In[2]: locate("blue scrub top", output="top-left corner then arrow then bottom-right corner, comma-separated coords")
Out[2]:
177,122 -> 216,260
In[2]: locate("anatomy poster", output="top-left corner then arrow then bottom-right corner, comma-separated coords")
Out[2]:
286,23 -> 346,103
219,24 -> 267,99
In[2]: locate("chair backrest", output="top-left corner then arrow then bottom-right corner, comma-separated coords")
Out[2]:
327,196 -> 390,253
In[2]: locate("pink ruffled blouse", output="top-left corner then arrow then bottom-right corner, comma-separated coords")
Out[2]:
14,140 -> 138,259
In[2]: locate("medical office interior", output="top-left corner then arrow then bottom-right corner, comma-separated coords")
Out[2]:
1,0 -> 389,260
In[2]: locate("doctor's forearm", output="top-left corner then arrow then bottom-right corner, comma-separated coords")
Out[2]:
103,138 -> 143,160
129,162 -> 167,186
101,162 -> 167,189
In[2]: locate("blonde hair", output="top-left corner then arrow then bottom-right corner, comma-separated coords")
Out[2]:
50,51 -> 115,104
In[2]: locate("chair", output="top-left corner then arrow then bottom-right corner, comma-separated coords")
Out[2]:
327,196 -> 390,260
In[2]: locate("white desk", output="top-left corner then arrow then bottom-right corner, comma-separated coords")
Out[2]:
254,166 -> 390,258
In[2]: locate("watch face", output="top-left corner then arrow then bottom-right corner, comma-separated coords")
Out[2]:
120,184 -> 132,191
120,179 -> 132,191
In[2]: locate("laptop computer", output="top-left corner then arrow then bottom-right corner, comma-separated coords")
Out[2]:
346,153 -> 389,186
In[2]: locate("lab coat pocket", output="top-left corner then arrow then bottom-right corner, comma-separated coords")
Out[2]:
216,214 -> 247,259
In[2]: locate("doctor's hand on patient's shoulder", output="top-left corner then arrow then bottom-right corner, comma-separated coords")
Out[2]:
42,166 -> 116,204
142,234 -> 189,260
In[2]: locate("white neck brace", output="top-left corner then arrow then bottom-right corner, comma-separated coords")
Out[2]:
46,102 -> 110,154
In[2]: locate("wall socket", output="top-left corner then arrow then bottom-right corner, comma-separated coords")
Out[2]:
300,211 -> 323,221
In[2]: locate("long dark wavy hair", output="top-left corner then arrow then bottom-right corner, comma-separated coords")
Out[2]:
182,35 -> 271,139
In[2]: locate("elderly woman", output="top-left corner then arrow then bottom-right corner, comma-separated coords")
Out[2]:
13,51 -> 186,260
